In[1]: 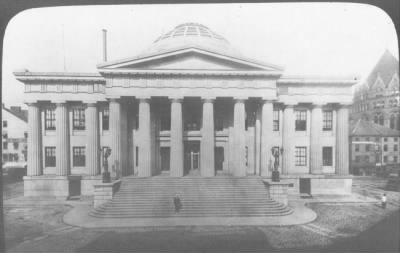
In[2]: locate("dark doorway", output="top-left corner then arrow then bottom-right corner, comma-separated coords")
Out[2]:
299,178 -> 311,195
184,141 -> 200,176
160,147 -> 170,172
68,176 -> 81,198
215,147 -> 224,172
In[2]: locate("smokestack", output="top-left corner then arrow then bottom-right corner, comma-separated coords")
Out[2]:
102,29 -> 107,62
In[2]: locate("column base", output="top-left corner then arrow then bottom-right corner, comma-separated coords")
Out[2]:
23,175 -> 69,198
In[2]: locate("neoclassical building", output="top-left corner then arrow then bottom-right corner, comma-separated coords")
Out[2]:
15,23 -> 356,197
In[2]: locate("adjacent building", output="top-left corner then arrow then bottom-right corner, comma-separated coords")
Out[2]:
14,23 -> 357,198
351,50 -> 400,130
2,104 -> 28,164
350,119 -> 400,176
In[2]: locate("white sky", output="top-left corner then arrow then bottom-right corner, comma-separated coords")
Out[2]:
2,3 -> 398,107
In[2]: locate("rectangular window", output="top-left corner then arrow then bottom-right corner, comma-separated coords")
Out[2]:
3,142 -> 7,150
365,156 -> 370,163
394,137 -> 398,142
322,147 -> 333,166
73,108 -> 85,130
295,146 -> 307,166
2,133 -> 7,139
384,137 -> 388,142
394,156 -> 398,163
295,110 -> 307,131
45,108 -> 56,130
375,154 -> 380,163
13,142 -> 19,150
355,137 -> 359,142
73,147 -> 85,167
273,110 -> 280,131
384,145 -> 388,152
394,145 -> 398,151
2,121 -> 7,128
355,144 -> 359,152
160,115 -> 171,131
366,144 -> 370,152
102,107 -> 109,130
45,147 -> 56,167
322,110 -> 333,131
384,156 -> 388,163
24,132 -> 28,138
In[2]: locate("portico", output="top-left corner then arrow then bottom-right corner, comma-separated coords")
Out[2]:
15,23 -> 356,197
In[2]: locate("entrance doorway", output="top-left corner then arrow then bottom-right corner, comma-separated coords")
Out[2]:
299,178 -> 311,195
184,141 -> 200,175
160,147 -> 170,172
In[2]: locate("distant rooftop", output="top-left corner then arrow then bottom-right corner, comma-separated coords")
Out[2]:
350,119 -> 400,137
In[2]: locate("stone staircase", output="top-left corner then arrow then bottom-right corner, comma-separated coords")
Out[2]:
90,177 -> 293,218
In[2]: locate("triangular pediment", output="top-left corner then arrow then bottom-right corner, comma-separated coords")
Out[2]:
98,48 -> 282,72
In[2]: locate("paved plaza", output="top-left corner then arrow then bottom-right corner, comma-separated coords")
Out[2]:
3,177 -> 400,252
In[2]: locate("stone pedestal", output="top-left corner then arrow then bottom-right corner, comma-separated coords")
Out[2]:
23,176 -> 69,198
264,180 -> 290,206
93,180 -> 121,208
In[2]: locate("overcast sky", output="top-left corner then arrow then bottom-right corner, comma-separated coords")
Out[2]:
2,3 -> 398,107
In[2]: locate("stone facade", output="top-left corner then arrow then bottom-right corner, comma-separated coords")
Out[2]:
14,23 -> 357,197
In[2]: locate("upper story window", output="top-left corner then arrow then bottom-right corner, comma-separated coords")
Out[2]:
44,108 -> 56,130
24,132 -> 28,138
13,142 -> 19,150
295,110 -> 307,131
355,144 -> 360,152
102,107 -> 109,131
2,133 -> 8,139
2,120 -> 7,128
384,144 -> 388,152
366,144 -> 370,152
323,110 -> 333,131
273,110 -> 280,131
322,146 -> 333,166
72,108 -> 85,130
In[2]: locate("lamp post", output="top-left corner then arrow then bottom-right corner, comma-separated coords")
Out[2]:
271,147 -> 282,182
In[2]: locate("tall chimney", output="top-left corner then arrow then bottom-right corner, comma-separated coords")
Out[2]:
102,29 -> 107,62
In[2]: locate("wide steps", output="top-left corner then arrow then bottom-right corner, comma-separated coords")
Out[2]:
91,177 -> 292,218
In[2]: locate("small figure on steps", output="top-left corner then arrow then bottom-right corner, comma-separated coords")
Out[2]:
381,193 -> 387,209
173,193 -> 182,213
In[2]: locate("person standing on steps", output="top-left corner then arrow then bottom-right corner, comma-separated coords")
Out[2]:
381,193 -> 387,209
173,193 -> 182,213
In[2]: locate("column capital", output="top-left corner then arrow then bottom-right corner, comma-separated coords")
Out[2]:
24,99 -> 39,105
136,95 -> 151,101
284,103 -> 295,109
83,100 -> 99,106
233,96 -> 247,103
169,96 -> 184,102
201,96 -> 216,103
54,100 -> 68,105
260,98 -> 275,104
311,103 -> 325,109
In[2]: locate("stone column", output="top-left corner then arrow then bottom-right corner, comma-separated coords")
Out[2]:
255,105 -> 261,176
201,97 -> 215,177
260,100 -> 273,177
170,97 -> 184,177
27,103 -> 42,176
335,105 -> 349,175
138,97 -> 152,177
85,102 -> 100,176
233,98 -> 246,177
55,102 -> 69,176
109,99 -> 122,178
310,104 -> 323,174
282,104 -> 294,175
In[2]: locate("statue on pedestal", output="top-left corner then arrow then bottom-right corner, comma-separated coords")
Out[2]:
102,147 -> 112,183
271,147 -> 281,182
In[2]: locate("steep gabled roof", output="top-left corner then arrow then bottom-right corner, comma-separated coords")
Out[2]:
367,49 -> 399,89
350,119 -> 400,137
2,105 -> 28,122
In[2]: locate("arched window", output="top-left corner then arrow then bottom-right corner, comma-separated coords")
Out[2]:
379,115 -> 384,125
390,115 -> 395,129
